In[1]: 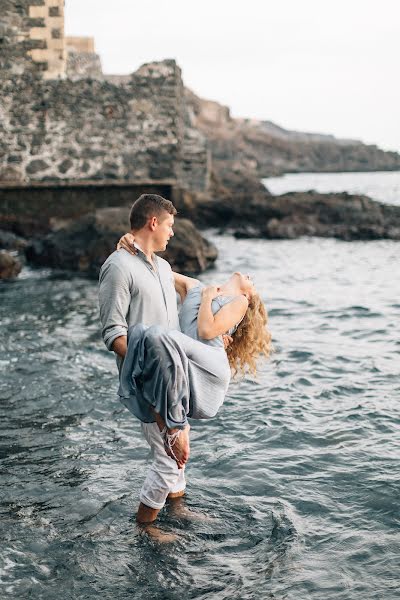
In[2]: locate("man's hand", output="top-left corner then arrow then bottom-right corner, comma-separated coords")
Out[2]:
117,233 -> 137,256
222,334 -> 233,350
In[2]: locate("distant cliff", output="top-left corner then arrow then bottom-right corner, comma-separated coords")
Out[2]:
185,89 -> 400,178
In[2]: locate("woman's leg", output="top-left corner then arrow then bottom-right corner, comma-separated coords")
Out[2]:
139,327 -> 191,467
141,326 -> 230,464
121,325 -> 227,468
168,330 -> 231,419
141,326 -> 190,429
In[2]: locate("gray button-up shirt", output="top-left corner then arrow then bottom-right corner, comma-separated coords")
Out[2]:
99,247 -> 180,356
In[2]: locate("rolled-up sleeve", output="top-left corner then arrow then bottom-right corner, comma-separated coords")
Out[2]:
99,261 -> 132,351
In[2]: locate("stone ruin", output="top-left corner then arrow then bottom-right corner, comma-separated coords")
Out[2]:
0,0 -> 210,235
65,36 -> 103,80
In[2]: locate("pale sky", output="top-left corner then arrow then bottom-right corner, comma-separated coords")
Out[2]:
65,0 -> 400,152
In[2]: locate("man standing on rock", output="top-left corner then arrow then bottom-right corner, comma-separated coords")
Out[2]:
99,194 -> 190,533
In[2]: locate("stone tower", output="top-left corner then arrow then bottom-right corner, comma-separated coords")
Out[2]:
28,0 -> 66,79
0,0 -> 66,79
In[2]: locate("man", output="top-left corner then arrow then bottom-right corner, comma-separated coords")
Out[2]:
99,193 -> 189,529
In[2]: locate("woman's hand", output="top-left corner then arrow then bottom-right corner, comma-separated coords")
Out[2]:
117,232 -> 137,256
222,334 -> 233,349
201,285 -> 220,302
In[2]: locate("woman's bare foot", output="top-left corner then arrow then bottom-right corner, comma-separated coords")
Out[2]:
164,425 -> 190,469
151,410 -> 190,469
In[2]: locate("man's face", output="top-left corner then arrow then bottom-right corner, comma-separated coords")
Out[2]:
152,212 -> 175,252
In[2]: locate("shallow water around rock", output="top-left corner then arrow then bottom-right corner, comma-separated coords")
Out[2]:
1,235 -> 399,599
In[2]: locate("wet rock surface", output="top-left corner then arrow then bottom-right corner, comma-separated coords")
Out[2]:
0,229 -> 28,251
0,250 -> 22,280
25,208 -> 217,276
4,180 -> 400,283
158,218 -> 218,273
178,181 -> 400,241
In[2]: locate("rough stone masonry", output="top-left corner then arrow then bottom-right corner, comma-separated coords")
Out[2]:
0,0 -> 210,193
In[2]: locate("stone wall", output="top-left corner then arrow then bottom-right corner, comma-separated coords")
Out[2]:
0,2 -> 210,195
0,182 -> 176,235
0,57 -> 209,191
0,0 -> 47,77
65,36 -> 94,53
66,50 -> 103,80
66,36 -> 103,80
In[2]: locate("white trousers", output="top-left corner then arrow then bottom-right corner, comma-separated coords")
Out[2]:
139,422 -> 186,510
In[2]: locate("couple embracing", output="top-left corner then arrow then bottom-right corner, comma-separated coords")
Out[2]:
99,194 -> 271,532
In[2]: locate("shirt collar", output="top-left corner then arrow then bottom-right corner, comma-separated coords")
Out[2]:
133,241 -> 144,253
133,241 -> 157,268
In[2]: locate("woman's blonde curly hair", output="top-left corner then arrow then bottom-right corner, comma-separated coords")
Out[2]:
226,293 -> 272,376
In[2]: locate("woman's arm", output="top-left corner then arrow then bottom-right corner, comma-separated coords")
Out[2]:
173,272 -> 200,303
197,287 -> 248,340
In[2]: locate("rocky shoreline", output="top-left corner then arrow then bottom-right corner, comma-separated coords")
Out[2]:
177,171 -> 400,241
0,209 -> 218,280
1,4 -> 400,282
1,184 -> 400,281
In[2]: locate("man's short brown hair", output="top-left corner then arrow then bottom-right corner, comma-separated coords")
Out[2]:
129,194 -> 177,231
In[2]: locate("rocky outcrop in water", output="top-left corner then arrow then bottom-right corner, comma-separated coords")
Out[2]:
179,184 -> 400,241
0,250 -> 22,280
0,229 -> 28,251
24,208 -> 217,276
158,219 -> 218,273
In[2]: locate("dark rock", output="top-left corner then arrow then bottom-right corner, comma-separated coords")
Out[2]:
0,229 -> 28,251
0,165 -> 23,181
179,169 -> 400,241
7,155 -> 22,164
0,250 -> 22,280
25,208 -> 130,274
58,159 -> 73,174
25,208 -> 217,276
159,219 -> 218,273
26,159 -> 49,174
48,7 -> 60,17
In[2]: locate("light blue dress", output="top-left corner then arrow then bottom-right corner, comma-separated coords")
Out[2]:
118,285 -> 237,428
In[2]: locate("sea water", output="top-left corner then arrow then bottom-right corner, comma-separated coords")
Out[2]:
263,170 -> 400,206
1,175 -> 399,599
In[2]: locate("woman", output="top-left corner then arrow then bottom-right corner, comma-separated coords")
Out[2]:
116,234 -> 272,468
